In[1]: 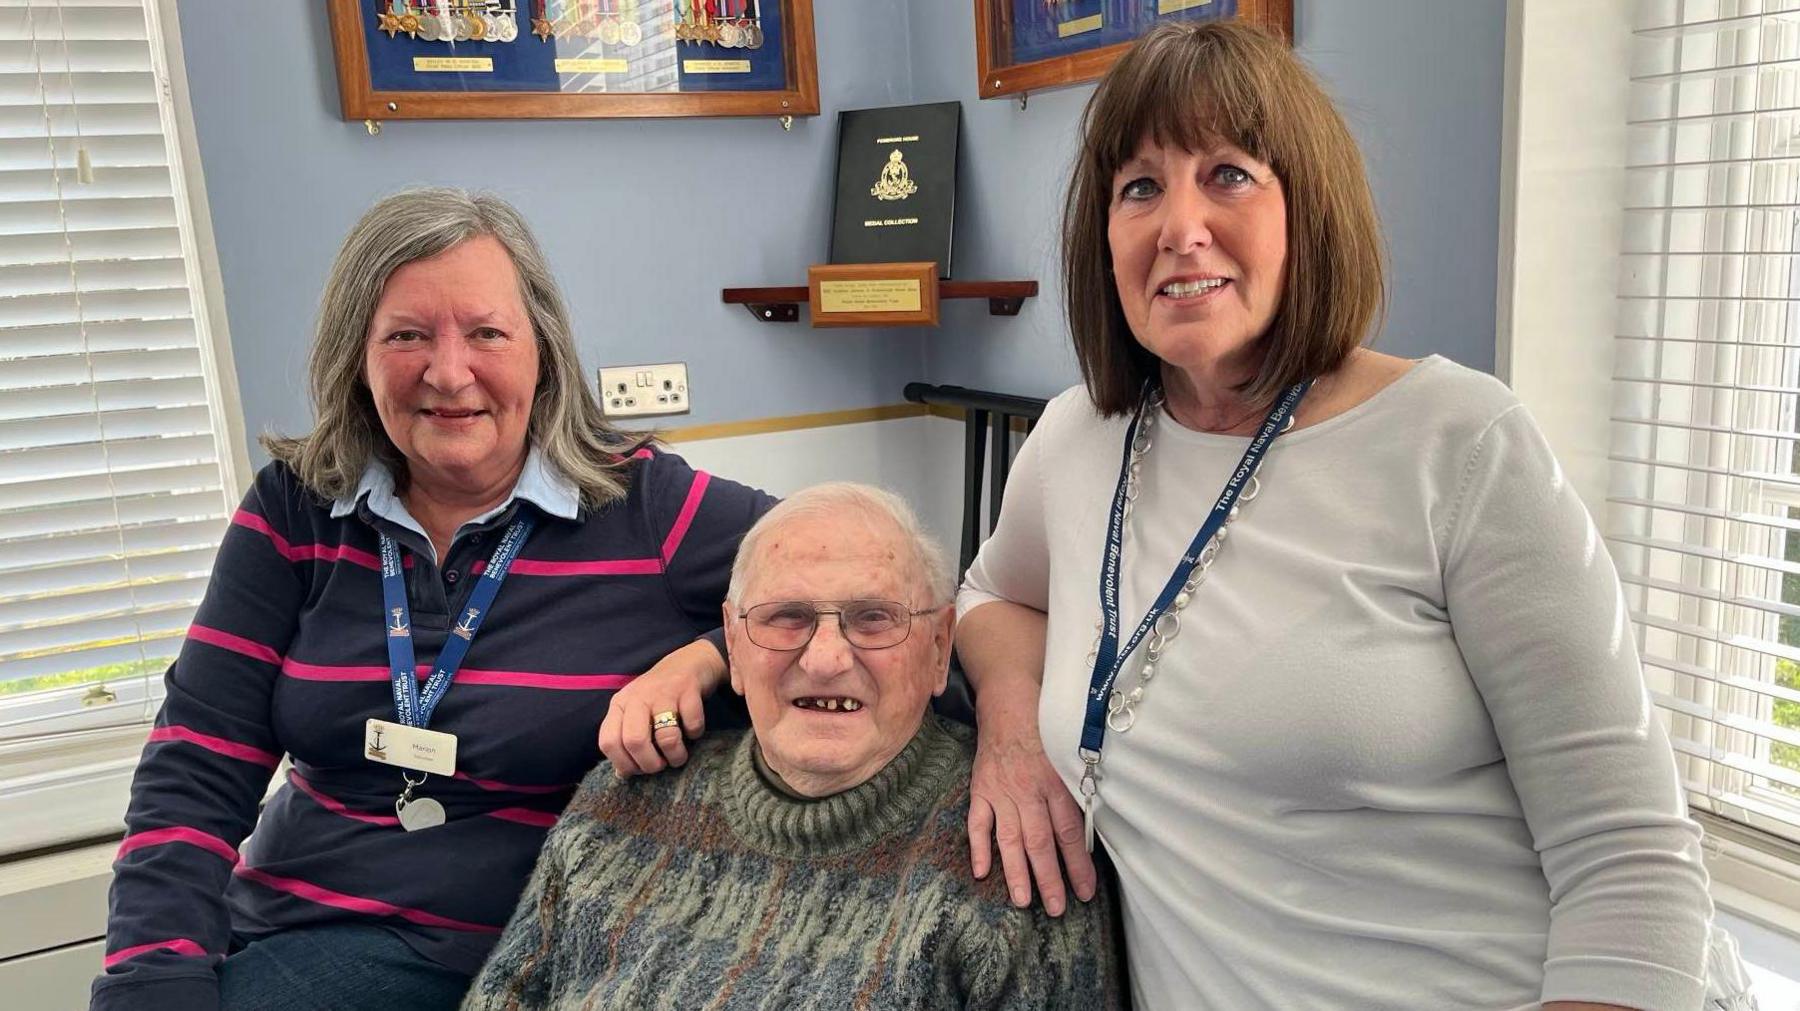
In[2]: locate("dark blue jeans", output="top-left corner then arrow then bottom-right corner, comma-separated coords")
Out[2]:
219,922 -> 471,1011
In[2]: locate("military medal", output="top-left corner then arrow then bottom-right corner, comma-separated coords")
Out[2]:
465,2 -> 489,41
618,0 -> 641,45
701,0 -> 720,44
491,2 -> 519,41
599,0 -> 621,44
450,0 -> 473,40
743,0 -> 762,49
397,2 -> 422,37
417,1 -> 442,41
378,0 -> 403,38
532,0 -> 553,38
719,0 -> 740,49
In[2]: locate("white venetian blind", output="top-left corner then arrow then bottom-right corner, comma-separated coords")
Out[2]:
1611,0 -> 1800,845
0,0 -> 233,751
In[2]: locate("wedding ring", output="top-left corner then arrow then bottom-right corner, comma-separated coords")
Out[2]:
651,710 -> 680,731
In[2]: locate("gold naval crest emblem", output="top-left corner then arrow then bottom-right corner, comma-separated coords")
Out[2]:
453,607 -> 480,640
870,149 -> 918,201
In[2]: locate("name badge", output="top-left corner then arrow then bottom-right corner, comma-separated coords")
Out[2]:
364,718 -> 457,776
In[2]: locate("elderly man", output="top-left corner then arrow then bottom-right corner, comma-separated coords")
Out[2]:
463,482 -> 1122,1010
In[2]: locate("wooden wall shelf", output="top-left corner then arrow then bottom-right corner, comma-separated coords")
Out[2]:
721,280 -> 1037,324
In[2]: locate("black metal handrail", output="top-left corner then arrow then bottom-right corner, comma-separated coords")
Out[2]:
904,382 -> 1049,576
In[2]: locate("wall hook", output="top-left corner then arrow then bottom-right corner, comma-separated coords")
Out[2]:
779,114 -> 793,131
1019,92 -> 1028,111
365,119 -> 382,136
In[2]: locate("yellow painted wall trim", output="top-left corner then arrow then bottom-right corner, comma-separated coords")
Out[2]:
654,403 -> 929,443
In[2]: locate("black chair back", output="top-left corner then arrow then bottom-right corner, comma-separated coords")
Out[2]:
903,383 -> 1049,725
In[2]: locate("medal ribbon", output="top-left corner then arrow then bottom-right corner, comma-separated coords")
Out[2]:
1078,380 -> 1309,758
380,515 -> 535,730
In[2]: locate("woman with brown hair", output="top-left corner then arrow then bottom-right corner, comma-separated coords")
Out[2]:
953,20 -> 1717,1011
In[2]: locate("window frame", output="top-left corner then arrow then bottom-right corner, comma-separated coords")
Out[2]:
0,0 -> 250,858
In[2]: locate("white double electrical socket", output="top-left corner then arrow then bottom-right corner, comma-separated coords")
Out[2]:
597,362 -> 691,417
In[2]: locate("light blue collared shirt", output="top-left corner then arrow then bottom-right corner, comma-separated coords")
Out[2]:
330,445 -> 580,564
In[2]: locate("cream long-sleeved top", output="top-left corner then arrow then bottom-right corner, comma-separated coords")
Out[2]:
957,356 -> 1712,1011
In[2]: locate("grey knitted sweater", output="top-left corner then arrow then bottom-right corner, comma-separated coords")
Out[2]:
462,715 -> 1123,1010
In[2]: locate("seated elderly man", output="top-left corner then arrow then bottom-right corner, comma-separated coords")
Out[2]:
463,482 -> 1122,1009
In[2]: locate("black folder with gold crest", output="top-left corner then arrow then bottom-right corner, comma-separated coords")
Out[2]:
829,102 -> 961,279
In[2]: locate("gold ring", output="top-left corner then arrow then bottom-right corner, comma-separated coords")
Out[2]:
651,710 -> 680,731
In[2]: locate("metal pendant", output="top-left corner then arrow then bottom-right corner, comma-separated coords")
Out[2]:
494,12 -> 519,41
619,19 -> 641,45
745,23 -> 763,48
397,795 -> 446,831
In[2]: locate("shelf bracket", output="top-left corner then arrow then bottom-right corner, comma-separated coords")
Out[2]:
743,301 -> 800,323
988,295 -> 1026,316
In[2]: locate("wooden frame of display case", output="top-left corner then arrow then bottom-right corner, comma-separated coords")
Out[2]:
328,0 -> 819,121
973,0 -> 1291,101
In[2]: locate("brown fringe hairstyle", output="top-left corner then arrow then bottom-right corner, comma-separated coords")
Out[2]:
1063,20 -> 1386,416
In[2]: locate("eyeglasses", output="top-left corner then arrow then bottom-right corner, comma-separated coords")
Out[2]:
737,599 -> 934,651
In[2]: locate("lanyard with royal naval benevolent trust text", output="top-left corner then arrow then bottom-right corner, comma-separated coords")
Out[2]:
367,514 -> 534,830
1076,380 -> 1309,850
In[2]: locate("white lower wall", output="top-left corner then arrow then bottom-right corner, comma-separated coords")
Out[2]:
667,414 -> 970,571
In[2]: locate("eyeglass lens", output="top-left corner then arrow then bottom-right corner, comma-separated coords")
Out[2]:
743,600 -> 913,650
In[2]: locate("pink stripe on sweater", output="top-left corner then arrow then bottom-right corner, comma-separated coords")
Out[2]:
281,659 -> 635,691
186,623 -> 281,666
231,509 -> 289,553
116,826 -> 238,864
453,772 -> 575,795
104,938 -> 207,969
486,807 -> 559,828
147,725 -> 282,768
230,510 -> 406,571
661,470 -> 712,563
289,771 -> 400,826
289,541 -> 384,569
233,865 -> 501,933
508,557 -> 662,576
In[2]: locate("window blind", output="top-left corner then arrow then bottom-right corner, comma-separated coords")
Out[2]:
0,0 -> 233,753
1611,0 -> 1800,845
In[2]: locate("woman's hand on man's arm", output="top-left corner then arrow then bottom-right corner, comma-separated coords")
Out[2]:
959,599 -> 1097,918
598,637 -> 726,775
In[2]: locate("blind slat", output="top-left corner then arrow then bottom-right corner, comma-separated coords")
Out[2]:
0,482 -> 226,539
0,517 -> 222,576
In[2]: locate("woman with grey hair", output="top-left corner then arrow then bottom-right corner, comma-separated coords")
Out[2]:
92,188 -> 775,1011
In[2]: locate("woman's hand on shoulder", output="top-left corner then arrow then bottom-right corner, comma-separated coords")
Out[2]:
968,705 -> 1097,919
598,638 -> 725,776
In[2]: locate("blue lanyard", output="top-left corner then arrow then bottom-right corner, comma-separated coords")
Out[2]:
1078,381 -> 1309,758
379,515 -> 535,730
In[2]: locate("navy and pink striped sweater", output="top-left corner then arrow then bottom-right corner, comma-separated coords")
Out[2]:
92,448 -> 773,1011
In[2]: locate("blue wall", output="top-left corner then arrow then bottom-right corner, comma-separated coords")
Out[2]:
175,2 -> 923,450
910,0 -> 1507,397
177,2 -> 1504,446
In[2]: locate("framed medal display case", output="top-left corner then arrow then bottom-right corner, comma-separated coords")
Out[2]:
974,0 -> 1291,100
327,0 -> 818,121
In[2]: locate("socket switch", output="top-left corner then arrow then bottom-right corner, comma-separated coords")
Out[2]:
598,362 -> 691,417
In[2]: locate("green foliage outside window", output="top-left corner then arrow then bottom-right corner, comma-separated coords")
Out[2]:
0,656 -> 172,698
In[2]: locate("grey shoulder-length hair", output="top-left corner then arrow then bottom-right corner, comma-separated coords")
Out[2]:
262,187 -> 646,509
